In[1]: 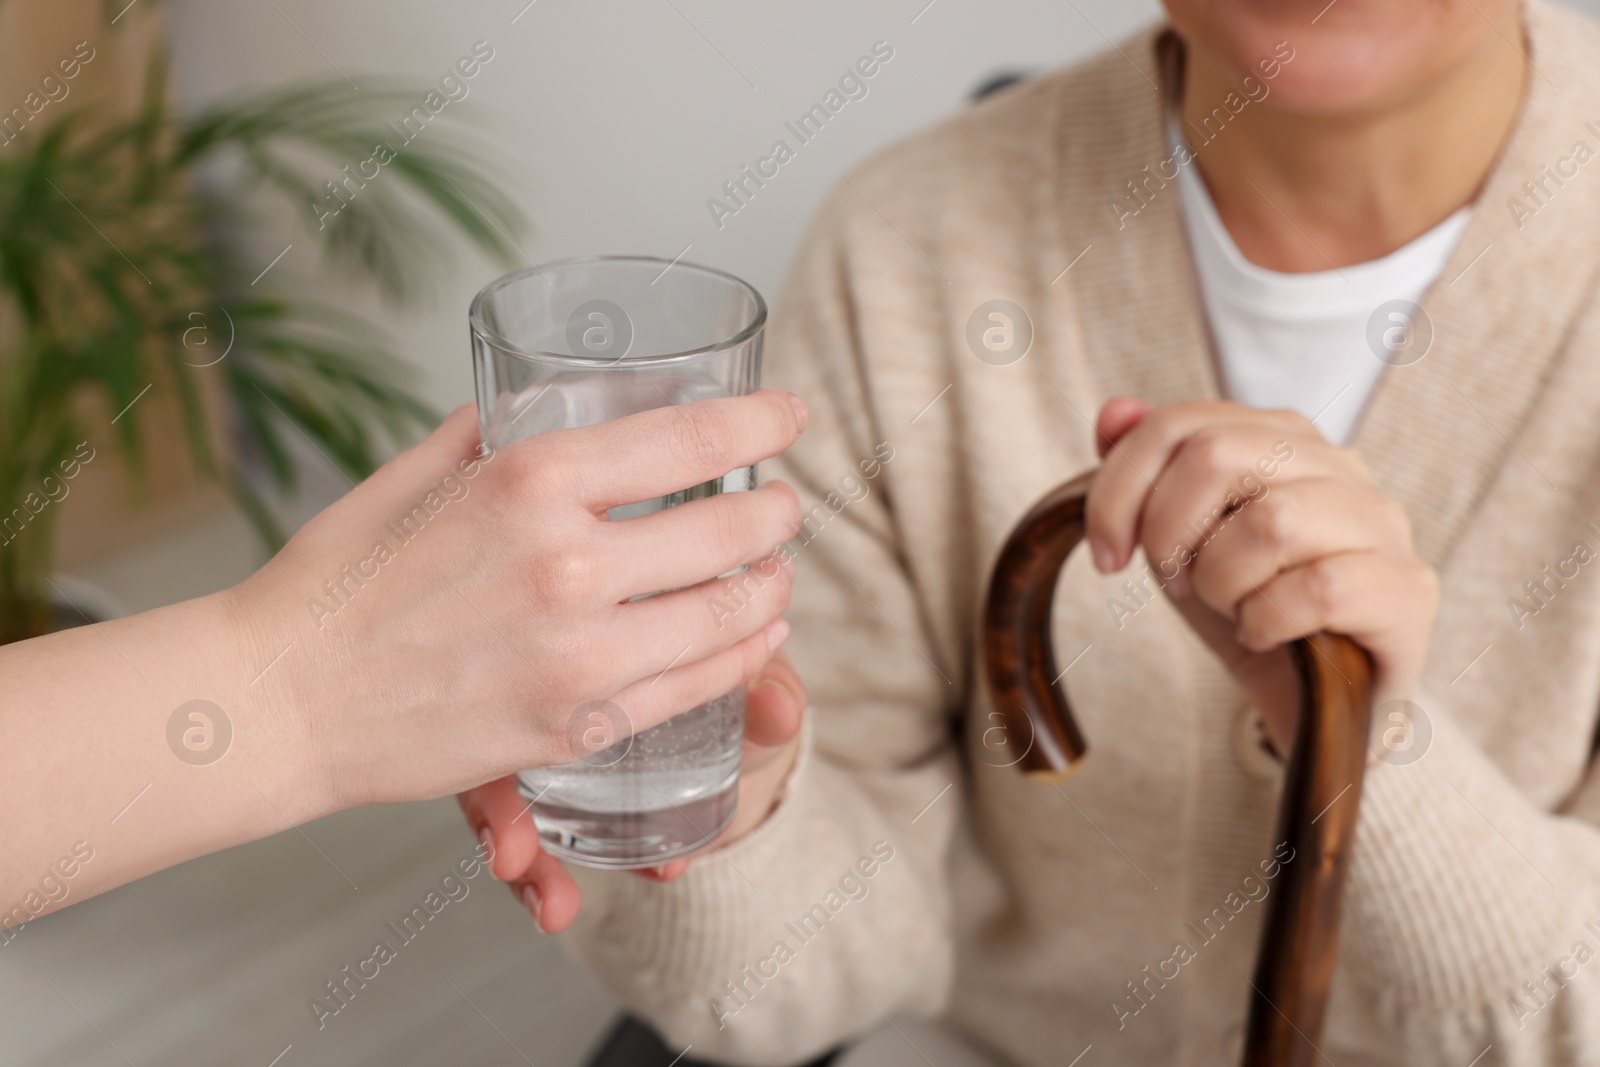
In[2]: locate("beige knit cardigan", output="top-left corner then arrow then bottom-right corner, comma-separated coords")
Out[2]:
568,4 -> 1600,1064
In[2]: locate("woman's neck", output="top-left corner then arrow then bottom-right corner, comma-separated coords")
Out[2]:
1181,18 -> 1527,272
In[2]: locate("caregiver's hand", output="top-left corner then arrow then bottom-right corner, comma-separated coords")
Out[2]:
1084,397 -> 1438,755
459,651 -> 807,932
237,391 -> 807,807
0,390 -> 805,920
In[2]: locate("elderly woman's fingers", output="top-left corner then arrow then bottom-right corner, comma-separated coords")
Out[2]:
509,850 -> 583,934
458,774 -> 541,883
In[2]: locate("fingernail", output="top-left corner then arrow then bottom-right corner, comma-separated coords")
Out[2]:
766,617 -> 791,652
787,392 -> 808,431
520,884 -> 544,929
1089,537 -> 1114,572
478,826 -> 497,871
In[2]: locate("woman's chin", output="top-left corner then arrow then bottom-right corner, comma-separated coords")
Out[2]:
1170,1 -> 1509,118
1252,44 -> 1432,117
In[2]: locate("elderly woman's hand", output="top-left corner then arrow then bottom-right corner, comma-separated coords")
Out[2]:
457,651 -> 807,932
1084,397 -> 1438,754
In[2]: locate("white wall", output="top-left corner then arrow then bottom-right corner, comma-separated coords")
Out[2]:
166,0 -> 1162,416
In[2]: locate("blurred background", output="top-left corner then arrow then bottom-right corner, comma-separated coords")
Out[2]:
2,0 -> 1593,1064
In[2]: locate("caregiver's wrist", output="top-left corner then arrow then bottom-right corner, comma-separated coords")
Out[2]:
212,581 -> 340,824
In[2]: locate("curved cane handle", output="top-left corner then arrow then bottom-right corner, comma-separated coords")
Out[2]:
981,472 -> 1373,1067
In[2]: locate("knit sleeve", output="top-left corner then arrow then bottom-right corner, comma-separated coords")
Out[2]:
1330,685 -> 1600,1064
560,183 -> 964,1066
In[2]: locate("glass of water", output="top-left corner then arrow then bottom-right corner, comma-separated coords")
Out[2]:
470,256 -> 765,869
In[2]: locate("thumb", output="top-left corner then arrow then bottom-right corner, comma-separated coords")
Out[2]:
745,649 -> 806,751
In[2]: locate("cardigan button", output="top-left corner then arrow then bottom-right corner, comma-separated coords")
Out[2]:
1233,705 -> 1281,780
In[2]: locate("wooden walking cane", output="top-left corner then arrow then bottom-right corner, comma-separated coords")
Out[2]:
982,470 -> 1374,1067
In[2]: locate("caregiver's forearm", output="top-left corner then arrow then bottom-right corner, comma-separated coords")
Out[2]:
0,587 -> 322,924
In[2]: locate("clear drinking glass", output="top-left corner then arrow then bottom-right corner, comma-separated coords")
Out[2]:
470,256 -> 765,868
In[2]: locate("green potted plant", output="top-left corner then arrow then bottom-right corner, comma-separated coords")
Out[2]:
0,50 -> 527,643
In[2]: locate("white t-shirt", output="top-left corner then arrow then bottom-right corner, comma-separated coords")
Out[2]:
1173,142 -> 1470,445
